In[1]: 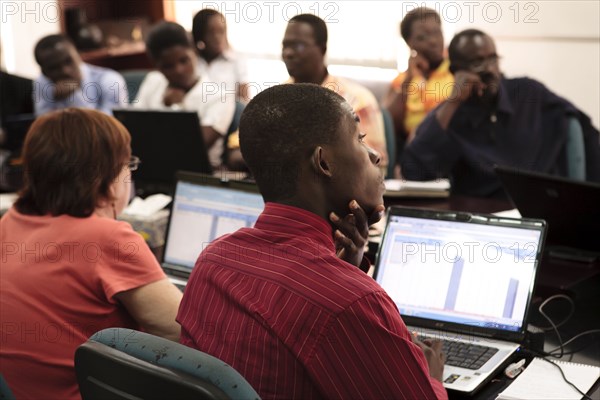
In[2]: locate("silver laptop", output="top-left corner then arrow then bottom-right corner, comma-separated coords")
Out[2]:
161,171 -> 264,289
374,207 -> 546,393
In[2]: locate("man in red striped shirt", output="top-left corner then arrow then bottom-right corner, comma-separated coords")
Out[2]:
178,83 -> 447,399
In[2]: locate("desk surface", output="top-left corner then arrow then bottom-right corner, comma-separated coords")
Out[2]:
384,194 -> 513,214
451,280 -> 600,399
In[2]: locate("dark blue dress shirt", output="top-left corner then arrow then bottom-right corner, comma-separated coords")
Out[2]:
401,77 -> 597,198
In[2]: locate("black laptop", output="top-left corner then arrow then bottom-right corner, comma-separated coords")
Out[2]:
161,171 -> 264,289
495,165 -> 600,253
113,109 -> 212,196
374,206 -> 546,393
1,113 -> 36,152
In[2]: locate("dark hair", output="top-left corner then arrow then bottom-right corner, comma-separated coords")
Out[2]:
400,7 -> 441,42
34,34 -> 73,65
192,9 -> 223,45
448,28 -> 487,72
145,21 -> 193,60
15,108 -> 131,217
289,14 -> 328,53
239,84 -> 347,201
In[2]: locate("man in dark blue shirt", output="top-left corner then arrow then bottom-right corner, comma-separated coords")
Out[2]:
401,29 -> 600,198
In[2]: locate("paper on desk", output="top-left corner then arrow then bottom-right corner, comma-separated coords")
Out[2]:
0,193 -> 18,213
384,179 -> 450,192
496,358 -> 600,400
122,194 -> 172,217
493,209 -> 522,218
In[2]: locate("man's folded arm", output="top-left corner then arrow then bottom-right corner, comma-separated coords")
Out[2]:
401,110 -> 460,181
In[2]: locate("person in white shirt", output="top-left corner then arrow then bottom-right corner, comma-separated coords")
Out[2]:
134,21 -> 235,169
33,34 -> 128,116
192,9 -> 250,103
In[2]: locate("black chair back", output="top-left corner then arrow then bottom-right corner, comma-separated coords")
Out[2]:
75,328 -> 261,400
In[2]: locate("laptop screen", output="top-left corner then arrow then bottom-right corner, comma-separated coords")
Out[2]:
113,109 -> 212,196
163,180 -> 264,272
2,113 -> 35,152
375,211 -> 544,333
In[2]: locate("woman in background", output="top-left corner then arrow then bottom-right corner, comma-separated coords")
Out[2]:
383,7 -> 454,174
0,108 -> 182,399
192,8 -> 250,103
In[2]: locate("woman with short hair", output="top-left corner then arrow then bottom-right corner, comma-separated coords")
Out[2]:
0,108 -> 182,399
192,8 -> 250,103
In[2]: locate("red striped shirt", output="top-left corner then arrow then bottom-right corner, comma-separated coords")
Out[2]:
178,203 -> 447,399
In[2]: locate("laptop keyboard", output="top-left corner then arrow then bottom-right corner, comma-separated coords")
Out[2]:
419,336 -> 499,370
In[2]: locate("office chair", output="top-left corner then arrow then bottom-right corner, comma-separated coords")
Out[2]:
566,116 -> 586,181
381,108 -> 396,178
228,101 -> 245,136
120,69 -> 150,104
75,328 -> 261,400
222,100 -> 246,165
0,374 -> 15,400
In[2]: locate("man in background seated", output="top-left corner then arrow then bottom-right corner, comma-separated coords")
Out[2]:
135,21 -> 234,169
227,14 -> 388,172
178,84 -> 447,399
33,34 -> 127,116
383,7 -> 453,163
283,14 -> 388,169
402,29 -> 600,198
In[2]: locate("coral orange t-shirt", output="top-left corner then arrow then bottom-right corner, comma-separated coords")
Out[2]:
0,208 -> 166,400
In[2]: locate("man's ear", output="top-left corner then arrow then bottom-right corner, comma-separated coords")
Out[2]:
311,146 -> 333,178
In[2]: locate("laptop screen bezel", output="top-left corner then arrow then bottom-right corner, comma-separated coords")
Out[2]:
160,170 -> 261,277
2,113 -> 36,152
373,206 -> 546,343
113,109 -> 213,195
495,164 -> 600,251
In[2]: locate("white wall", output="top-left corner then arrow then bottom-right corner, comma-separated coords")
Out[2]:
0,0 -> 61,78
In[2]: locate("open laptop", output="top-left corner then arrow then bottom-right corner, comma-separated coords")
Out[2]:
495,165 -> 600,253
161,171 -> 264,289
1,113 -> 35,153
374,207 -> 546,393
113,109 -> 212,196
